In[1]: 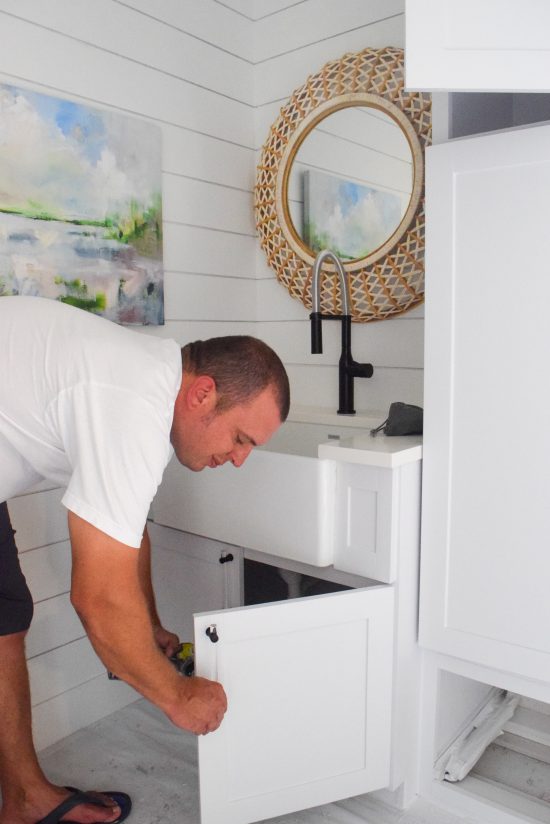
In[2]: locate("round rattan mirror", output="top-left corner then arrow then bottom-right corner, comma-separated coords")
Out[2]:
255,47 -> 431,322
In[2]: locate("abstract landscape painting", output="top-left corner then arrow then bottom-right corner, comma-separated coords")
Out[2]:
303,169 -> 406,262
0,84 -> 164,324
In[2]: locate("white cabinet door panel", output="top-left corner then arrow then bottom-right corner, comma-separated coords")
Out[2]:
195,586 -> 394,824
420,123 -> 550,682
405,0 -> 550,91
333,464 -> 399,582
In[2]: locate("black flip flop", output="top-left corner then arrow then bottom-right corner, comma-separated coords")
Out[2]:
36,787 -> 132,824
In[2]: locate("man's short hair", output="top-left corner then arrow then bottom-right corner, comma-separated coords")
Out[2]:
181,336 -> 290,421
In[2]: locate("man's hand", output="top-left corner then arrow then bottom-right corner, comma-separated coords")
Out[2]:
153,625 -> 227,734
169,676 -> 228,736
154,624 -> 180,658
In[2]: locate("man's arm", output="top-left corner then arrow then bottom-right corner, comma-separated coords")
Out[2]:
138,526 -> 180,657
68,511 -> 226,735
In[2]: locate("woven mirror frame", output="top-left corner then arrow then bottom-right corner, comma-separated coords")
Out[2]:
255,47 -> 432,322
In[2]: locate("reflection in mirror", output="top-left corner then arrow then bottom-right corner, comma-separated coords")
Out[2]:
287,106 -> 413,262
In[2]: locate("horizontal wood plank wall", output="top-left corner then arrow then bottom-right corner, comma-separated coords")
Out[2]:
0,0 -> 255,750
252,1 -> 424,414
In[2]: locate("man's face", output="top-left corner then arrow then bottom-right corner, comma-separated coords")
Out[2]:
171,382 -> 282,472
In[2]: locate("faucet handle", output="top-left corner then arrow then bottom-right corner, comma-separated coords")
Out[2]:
352,361 -> 374,378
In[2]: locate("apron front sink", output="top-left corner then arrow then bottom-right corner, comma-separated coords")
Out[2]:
153,420 -> 369,566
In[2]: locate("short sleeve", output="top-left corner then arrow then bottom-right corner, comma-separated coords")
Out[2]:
55,383 -> 173,547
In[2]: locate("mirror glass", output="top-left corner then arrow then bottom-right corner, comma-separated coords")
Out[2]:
287,105 -> 413,262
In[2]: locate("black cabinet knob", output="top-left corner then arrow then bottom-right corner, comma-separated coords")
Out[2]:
206,625 -> 219,643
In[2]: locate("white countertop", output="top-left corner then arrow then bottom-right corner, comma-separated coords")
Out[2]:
318,432 -> 422,468
288,405 -> 422,468
288,404 -> 384,429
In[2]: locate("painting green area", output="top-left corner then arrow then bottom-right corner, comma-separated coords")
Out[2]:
304,221 -> 366,261
0,195 -> 162,259
103,194 -> 163,258
54,277 -> 106,312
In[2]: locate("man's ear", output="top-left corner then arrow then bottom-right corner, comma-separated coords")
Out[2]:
186,375 -> 217,410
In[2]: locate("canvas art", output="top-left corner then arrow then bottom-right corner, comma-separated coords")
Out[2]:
0,84 -> 164,324
303,169 -> 406,261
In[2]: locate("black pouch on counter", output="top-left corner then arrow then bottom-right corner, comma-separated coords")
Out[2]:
370,402 -> 423,437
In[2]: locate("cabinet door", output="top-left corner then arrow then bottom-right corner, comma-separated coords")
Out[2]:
405,0 -> 550,91
194,586 -> 394,824
420,123 -> 550,682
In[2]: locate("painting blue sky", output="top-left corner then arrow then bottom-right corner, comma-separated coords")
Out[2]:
0,84 -> 164,324
0,84 -> 161,222
303,169 -> 406,261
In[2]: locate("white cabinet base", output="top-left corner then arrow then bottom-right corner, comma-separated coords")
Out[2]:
151,437 -> 422,824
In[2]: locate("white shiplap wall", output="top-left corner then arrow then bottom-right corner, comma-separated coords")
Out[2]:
3,0 -> 420,749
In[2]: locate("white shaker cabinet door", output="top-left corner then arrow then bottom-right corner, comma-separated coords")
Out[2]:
194,586 -> 394,824
405,0 -> 550,91
420,123 -> 550,683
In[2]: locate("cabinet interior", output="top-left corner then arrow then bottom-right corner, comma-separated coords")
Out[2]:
435,670 -> 550,819
243,558 -> 351,606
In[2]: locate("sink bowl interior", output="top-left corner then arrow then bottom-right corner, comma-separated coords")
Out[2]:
260,421 -> 370,457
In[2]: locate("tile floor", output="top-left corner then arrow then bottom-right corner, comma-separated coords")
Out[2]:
38,699 -> 476,824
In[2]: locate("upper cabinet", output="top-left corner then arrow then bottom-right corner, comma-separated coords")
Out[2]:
405,0 -> 550,92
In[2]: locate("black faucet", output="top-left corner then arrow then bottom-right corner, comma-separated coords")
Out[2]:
310,249 -> 373,415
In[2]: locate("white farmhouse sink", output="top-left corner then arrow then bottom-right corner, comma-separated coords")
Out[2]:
152,420 -> 369,567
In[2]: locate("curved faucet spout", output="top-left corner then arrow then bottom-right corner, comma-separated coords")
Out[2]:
311,249 -> 350,316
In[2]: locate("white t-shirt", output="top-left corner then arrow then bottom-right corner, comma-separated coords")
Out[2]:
0,296 -> 182,547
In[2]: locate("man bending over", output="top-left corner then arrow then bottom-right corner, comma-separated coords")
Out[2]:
0,296 -> 289,824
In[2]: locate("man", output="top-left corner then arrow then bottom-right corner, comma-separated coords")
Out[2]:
0,296 -> 290,824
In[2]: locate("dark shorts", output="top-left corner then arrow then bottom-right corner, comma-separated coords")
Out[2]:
0,501 -> 34,635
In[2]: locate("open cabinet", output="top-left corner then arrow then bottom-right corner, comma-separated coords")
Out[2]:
151,438 -> 422,824
420,661 -> 550,824
151,523 -> 397,824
